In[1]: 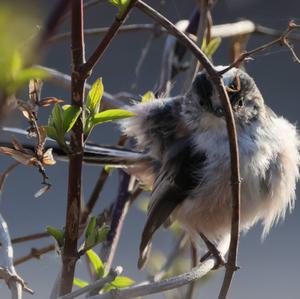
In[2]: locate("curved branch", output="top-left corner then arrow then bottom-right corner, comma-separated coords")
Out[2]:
135,2 -> 241,299
88,258 -> 216,299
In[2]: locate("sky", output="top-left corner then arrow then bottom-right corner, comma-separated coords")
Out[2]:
0,0 -> 300,298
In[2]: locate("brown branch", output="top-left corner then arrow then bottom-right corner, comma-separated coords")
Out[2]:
0,162 -> 19,196
185,241 -> 198,299
80,0 -> 139,75
99,171 -> 131,269
14,244 -> 55,266
219,21 -> 300,75
59,0 -> 86,295
11,232 -> 50,244
80,168 -> 109,225
183,0 -> 210,91
135,2 -> 241,299
61,0 -> 107,23
48,24 -> 164,43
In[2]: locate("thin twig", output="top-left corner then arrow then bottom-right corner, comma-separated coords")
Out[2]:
11,232 -> 50,244
48,24 -> 164,43
60,0 -> 107,23
100,171 -> 131,269
152,233 -> 188,282
88,258 -> 216,299
185,241 -> 198,299
80,169 -> 109,225
59,0 -> 86,295
33,0 -> 71,57
14,245 -> 55,266
35,65 -> 124,110
57,267 -> 122,299
0,163 -> 19,197
183,0 -> 210,91
219,21 -> 300,75
135,2 -> 241,299
81,0 -> 139,75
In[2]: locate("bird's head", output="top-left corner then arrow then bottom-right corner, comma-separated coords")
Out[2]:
183,66 -> 265,132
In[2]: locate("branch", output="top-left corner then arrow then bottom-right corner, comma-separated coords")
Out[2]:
14,245 -> 55,266
219,21 -> 300,75
81,0 -> 139,75
59,0 -> 86,295
88,258 -> 216,299
57,267 -> 122,299
35,65 -> 124,110
0,213 -> 33,298
135,2 -> 241,299
48,24 -> 164,43
37,0 -> 71,47
80,168 -> 109,225
152,233 -> 188,282
100,171 -> 131,270
60,0 -> 107,23
183,0 -> 210,91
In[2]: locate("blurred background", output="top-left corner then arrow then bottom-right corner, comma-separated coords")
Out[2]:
0,0 -> 300,298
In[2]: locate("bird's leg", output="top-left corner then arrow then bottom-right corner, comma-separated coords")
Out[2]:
199,232 -> 225,269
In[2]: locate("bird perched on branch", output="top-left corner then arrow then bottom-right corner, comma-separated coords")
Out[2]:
119,66 -> 300,269
1,66 -> 299,270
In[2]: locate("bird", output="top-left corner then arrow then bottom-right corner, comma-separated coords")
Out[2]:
118,66 -> 300,269
1,66 -> 299,270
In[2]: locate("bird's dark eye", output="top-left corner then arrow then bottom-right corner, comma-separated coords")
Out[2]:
200,100 -> 204,106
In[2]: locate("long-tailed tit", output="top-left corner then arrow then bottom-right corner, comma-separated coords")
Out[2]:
119,66 -> 300,268
1,66 -> 299,269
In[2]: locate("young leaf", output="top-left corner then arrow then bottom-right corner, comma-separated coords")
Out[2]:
86,78 -> 103,114
73,277 -> 89,288
62,105 -> 81,133
86,249 -> 105,278
91,109 -> 135,126
51,104 -> 64,132
44,126 -> 57,141
46,226 -> 64,247
95,225 -> 109,244
85,216 -> 97,241
141,91 -> 155,103
104,276 -> 135,292
202,37 -> 221,59
108,0 -> 131,18
84,223 -> 109,251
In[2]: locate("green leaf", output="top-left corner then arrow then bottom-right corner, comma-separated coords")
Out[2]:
84,220 -> 109,251
104,276 -> 135,292
62,105 -> 81,133
73,277 -> 89,288
111,276 -> 135,288
86,78 -> 103,114
44,126 -> 57,140
86,249 -> 105,278
95,225 -> 109,244
108,0 -> 131,18
46,225 -> 64,247
202,37 -> 221,59
85,216 -> 97,241
91,109 -> 135,126
141,91 -> 155,103
10,50 -> 22,78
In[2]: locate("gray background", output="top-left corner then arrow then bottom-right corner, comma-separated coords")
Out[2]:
0,0 -> 300,298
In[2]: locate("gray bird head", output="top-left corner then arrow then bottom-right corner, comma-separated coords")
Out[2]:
183,66 -> 265,132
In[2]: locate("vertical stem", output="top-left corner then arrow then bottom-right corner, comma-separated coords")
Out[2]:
59,0 -> 86,295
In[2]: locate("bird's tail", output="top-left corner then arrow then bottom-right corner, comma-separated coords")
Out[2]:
0,126 -> 152,167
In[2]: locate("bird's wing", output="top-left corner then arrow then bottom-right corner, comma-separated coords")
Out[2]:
138,138 -> 206,268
